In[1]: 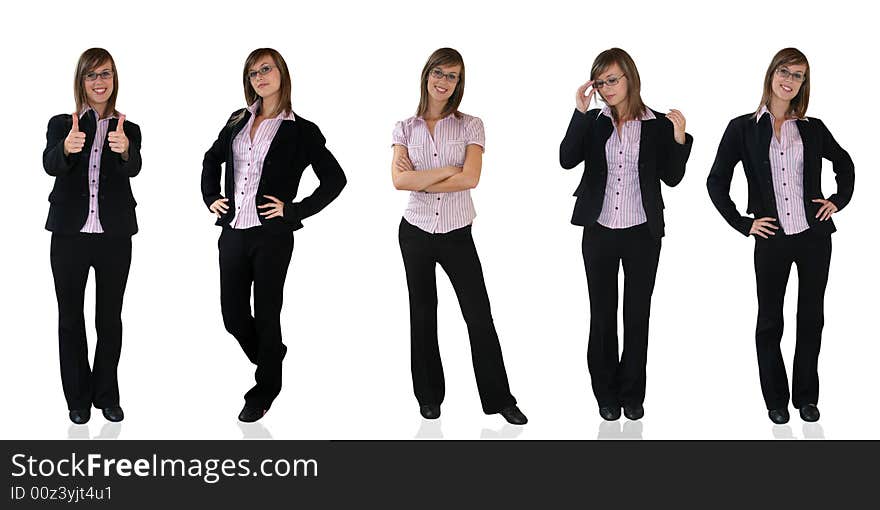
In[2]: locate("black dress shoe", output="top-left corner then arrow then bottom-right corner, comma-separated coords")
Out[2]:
599,406 -> 621,421
500,406 -> 528,425
102,406 -> 124,423
799,404 -> 820,422
69,409 -> 90,425
768,408 -> 790,424
419,404 -> 441,420
623,404 -> 644,421
238,405 -> 266,423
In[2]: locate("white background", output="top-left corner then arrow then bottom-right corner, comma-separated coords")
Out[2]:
1,0 -> 876,440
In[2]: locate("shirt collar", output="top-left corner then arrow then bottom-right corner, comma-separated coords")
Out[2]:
79,105 -> 117,121
756,104 -> 807,123
247,99 -> 296,121
598,106 -> 655,121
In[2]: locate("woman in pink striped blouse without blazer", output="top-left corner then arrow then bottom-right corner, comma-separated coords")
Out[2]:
391,48 -> 527,425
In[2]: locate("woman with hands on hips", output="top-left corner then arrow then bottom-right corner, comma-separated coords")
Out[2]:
392,48 -> 527,425
43,48 -> 142,425
706,48 -> 854,425
559,48 -> 692,422
201,48 -> 346,423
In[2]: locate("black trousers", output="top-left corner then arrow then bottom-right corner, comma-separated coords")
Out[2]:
219,227 -> 294,410
581,223 -> 661,408
754,228 -> 831,410
50,233 -> 132,410
398,218 -> 516,414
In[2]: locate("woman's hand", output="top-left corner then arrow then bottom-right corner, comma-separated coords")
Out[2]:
64,113 -> 86,156
108,115 -> 129,157
750,217 -> 778,239
666,109 -> 686,144
575,80 -> 596,114
259,195 -> 285,219
812,199 -> 838,221
395,153 -> 415,173
209,197 -> 229,218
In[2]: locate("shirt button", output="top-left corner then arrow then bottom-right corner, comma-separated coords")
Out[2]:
619,165 -> 623,168
92,180 -> 95,183
91,194 -> 95,197
437,197 -> 440,201
241,192 -> 244,195
783,183 -> 787,186
619,151 -> 623,154
93,165 -> 96,168
617,178 -> 621,182
787,213 -> 790,216
433,153 -> 437,157
616,192 -> 620,195
780,152 -> 784,155
785,198 -> 789,201
615,207 -> 619,210
435,212 -> 439,215
91,210 -> 95,213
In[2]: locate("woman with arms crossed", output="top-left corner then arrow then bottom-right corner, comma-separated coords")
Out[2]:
392,48 -> 527,425
43,48 -> 142,424
559,48 -> 692,421
201,48 -> 346,422
707,48 -> 854,424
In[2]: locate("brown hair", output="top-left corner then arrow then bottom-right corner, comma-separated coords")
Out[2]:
590,48 -> 647,123
756,48 -> 810,119
416,48 -> 465,119
231,48 -> 293,126
74,48 -> 119,116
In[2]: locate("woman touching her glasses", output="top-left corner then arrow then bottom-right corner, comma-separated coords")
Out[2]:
42,48 -> 142,425
559,48 -> 692,422
391,48 -> 527,425
201,48 -> 346,422
707,48 -> 854,425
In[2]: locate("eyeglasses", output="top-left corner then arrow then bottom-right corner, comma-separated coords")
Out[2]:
84,70 -> 113,82
775,67 -> 806,83
248,65 -> 275,81
593,74 -> 625,89
430,68 -> 459,83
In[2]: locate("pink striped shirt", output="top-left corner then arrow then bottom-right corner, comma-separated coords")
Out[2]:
230,101 -> 296,229
596,106 -> 654,229
80,107 -> 117,233
757,106 -> 809,235
392,113 -> 485,233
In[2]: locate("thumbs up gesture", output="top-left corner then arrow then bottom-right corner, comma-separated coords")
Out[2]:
108,115 -> 129,156
64,113 -> 86,156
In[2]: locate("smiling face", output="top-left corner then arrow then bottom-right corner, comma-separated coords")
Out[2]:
249,57 -> 281,101
84,60 -> 114,110
426,64 -> 461,104
771,63 -> 807,103
595,62 -> 628,109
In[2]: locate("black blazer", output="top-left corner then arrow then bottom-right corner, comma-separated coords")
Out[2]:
559,108 -> 693,239
706,112 -> 855,237
201,109 -> 346,233
42,112 -> 142,235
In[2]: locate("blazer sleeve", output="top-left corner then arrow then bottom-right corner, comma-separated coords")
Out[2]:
559,109 -> 591,169
118,120 -> 142,177
284,123 -> 347,230
707,119 -> 753,236
42,115 -> 80,177
201,116 -> 233,209
658,116 -> 692,187
818,119 -> 855,212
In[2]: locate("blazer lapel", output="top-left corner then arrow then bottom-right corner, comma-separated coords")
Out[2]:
594,114 -> 613,174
